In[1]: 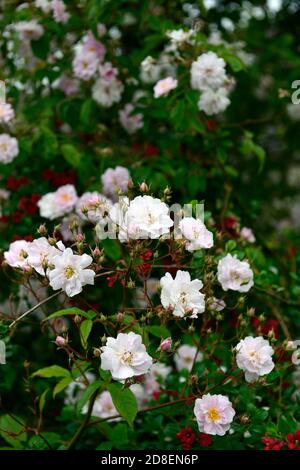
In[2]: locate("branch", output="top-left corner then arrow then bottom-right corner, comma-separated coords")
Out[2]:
9,290 -> 63,328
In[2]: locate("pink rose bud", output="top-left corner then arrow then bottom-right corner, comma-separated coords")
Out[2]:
160,337 -> 172,351
55,336 -> 66,347
140,182 -> 149,192
93,247 -> 101,257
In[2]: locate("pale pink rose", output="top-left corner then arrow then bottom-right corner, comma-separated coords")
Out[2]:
76,192 -> 112,224
4,240 -> 30,268
0,134 -> 19,164
83,32 -> 106,61
53,74 -> 80,96
72,52 -> 99,81
0,103 -> 15,123
101,166 -> 130,199
14,20 -> 44,40
194,394 -> 235,436
240,227 -> 256,243
98,62 -> 118,81
119,104 -> 144,134
154,77 -> 178,98
54,184 -> 78,214
178,217 -> 213,251
51,0 -> 70,24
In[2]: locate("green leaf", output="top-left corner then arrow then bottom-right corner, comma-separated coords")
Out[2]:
99,369 -> 112,382
39,389 -> 49,414
101,239 -> 122,261
53,377 -> 73,398
43,307 -> 91,323
32,365 -> 71,379
61,144 -> 82,168
0,415 -> 27,449
77,379 -> 102,412
80,99 -> 95,126
31,36 -> 50,60
108,383 -> 138,427
96,442 -> 113,450
80,319 -> 93,349
107,423 -> 129,446
222,52 -> 245,72
145,325 -> 170,339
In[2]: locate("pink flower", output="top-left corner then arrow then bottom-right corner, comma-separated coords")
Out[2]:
0,134 -> 19,164
4,240 -> 30,268
51,0 -> 70,24
54,184 -> 78,214
53,74 -> 80,96
55,336 -> 66,347
76,192 -> 112,224
240,227 -> 256,243
0,103 -> 14,123
101,166 -> 130,200
154,77 -> 178,98
119,104 -> 144,134
14,20 -> 44,40
72,52 -> 99,81
160,337 -> 172,351
83,32 -> 106,61
194,394 -> 235,436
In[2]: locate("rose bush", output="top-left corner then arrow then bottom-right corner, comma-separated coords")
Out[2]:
0,0 -> 300,451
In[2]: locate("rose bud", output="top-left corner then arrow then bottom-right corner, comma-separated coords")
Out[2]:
55,336 -> 66,347
160,337 -> 172,351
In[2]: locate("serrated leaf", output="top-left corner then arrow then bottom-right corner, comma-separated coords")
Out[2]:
32,365 -> 71,379
108,383 -> 137,427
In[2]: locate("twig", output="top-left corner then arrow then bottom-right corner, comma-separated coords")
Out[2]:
67,389 -> 99,449
9,290 -> 63,328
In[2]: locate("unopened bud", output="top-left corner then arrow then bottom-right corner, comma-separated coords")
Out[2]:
101,335 -> 107,344
76,233 -> 85,243
93,247 -> 101,258
74,315 -> 81,324
240,414 -> 250,424
140,182 -> 148,192
55,336 -> 66,347
116,311 -> 124,323
93,347 -> 101,357
37,224 -> 47,236
160,337 -> 172,351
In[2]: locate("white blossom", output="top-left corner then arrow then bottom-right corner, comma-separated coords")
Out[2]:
236,336 -> 275,383
178,217 -> 213,251
4,240 -> 30,269
0,134 -> 19,164
48,247 -> 95,297
100,332 -> 153,381
174,344 -> 203,371
198,87 -> 230,115
217,254 -> 254,292
191,52 -> 227,91
160,270 -> 205,318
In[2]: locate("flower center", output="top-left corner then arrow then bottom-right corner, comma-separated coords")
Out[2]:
207,407 -> 220,422
120,350 -> 133,365
179,291 -> 187,305
64,265 -> 76,279
230,270 -> 240,281
147,212 -> 155,224
0,143 -> 8,152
